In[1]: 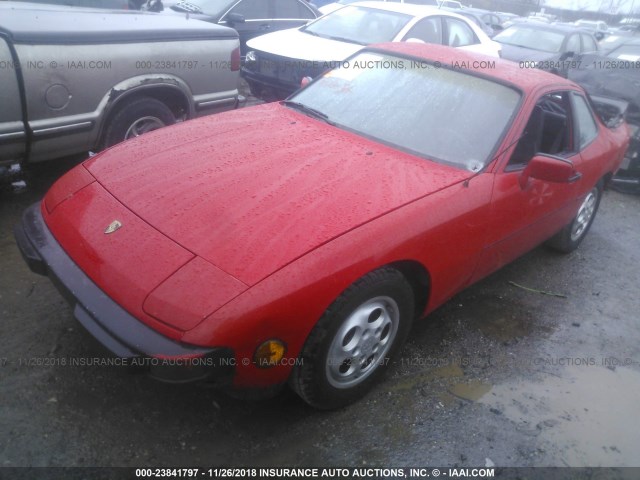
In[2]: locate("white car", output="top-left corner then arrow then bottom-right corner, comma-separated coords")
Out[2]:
574,19 -> 609,40
242,1 -> 502,100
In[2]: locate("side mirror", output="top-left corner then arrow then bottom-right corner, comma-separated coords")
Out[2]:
519,154 -> 581,188
226,12 -> 246,24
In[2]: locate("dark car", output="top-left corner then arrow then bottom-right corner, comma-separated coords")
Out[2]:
568,38 -> 640,193
168,0 -> 320,54
495,23 -> 598,74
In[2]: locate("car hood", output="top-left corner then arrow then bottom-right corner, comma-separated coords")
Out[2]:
86,103 -> 469,286
497,43 -> 559,62
246,27 -> 363,61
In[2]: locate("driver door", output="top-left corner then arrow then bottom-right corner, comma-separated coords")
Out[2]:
472,90 -> 583,279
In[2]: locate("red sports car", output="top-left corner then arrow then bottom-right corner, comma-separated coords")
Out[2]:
15,43 -> 629,409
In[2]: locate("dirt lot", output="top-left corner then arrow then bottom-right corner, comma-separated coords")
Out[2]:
1,147 -> 640,471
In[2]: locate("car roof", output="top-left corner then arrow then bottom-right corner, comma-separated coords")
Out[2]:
368,42 -> 579,93
610,37 -> 640,47
346,1 -> 471,19
576,19 -> 605,25
505,21 -> 593,35
461,7 -> 493,15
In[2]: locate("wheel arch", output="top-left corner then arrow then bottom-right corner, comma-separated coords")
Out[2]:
386,259 -> 431,319
96,75 -> 195,148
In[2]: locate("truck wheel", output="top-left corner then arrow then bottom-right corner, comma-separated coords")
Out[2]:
103,97 -> 175,148
546,181 -> 603,253
290,268 -> 414,410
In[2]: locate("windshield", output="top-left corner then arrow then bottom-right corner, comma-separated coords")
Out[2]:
289,52 -> 520,171
303,6 -> 412,45
494,25 -> 565,53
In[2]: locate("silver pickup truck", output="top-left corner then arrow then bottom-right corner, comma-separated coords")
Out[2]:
0,2 -> 241,166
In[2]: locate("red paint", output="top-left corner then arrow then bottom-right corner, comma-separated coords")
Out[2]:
42,44 -> 630,388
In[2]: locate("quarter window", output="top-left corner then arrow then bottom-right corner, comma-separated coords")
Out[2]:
573,94 -> 598,149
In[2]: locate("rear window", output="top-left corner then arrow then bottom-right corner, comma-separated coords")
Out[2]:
494,26 -> 565,53
302,6 -> 412,45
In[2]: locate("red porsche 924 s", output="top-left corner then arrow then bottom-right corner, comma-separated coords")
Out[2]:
15,43 -> 629,409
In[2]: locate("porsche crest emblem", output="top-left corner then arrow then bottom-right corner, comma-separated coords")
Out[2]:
104,220 -> 122,234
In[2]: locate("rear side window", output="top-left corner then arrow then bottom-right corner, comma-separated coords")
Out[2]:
275,0 -> 315,19
565,34 -> 580,54
229,0 -> 269,19
445,18 -> 477,47
403,17 -> 443,44
572,94 -> 598,149
581,34 -> 598,53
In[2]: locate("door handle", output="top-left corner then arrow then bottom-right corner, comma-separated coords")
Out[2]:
568,172 -> 582,183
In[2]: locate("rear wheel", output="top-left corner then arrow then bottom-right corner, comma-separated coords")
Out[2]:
290,268 -> 414,409
103,97 -> 175,148
547,181 -> 603,253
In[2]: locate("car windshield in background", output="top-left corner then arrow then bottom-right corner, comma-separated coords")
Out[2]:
290,52 -> 520,171
607,45 -> 640,60
302,6 -> 412,45
494,26 -> 565,53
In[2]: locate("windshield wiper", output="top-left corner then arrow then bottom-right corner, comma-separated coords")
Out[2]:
282,100 -> 334,125
327,35 -> 368,46
504,42 -> 550,52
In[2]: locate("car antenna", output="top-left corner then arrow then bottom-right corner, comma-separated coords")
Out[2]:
463,132 -> 524,187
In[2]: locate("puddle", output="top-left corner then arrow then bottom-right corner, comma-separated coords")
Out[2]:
448,380 -> 492,402
388,365 -> 464,392
479,365 -> 640,466
457,295 -> 547,343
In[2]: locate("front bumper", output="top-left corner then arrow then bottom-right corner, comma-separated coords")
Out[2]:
14,203 -> 235,385
241,52 -> 326,100
241,67 -> 299,100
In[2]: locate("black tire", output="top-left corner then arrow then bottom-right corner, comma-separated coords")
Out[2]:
546,181 -> 603,253
102,97 -> 175,148
290,267 -> 414,410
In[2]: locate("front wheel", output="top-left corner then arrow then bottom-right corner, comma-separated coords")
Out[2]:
290,268 -> 414,409
547,181 -> 603,253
